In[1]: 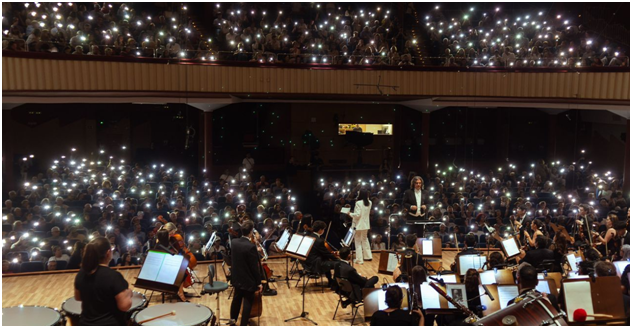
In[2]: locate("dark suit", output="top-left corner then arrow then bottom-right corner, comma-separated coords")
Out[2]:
230,237 -> 262,326
520,248 -> 555,270
305,233 -> 339,284
334,260 -> 378,301
402,189 -> 426,235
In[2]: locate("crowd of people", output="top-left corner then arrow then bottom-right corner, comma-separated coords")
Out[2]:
421,5 -> 629,67
2,149 -> 298,273
318,158 -> 629,265
4,3 -> 629,68
1,2 -> 421,66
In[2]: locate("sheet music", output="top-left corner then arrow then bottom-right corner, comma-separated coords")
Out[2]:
497,285 -> 519,309
286,234 -> 303,253
204,232 -> 217,252
613,261 -> 629,277
155,253 -> 184,285
480,270 -> 497,285
276,229 -> 291,252
502,238 -> 520,258
422,239 -> 433,255
420,283 -> 441,309
458,255 -> 487,275
431,274 -> 457,283
343,228 -> 355,246
296,236 -> 315,257
566,253 -> 579,272
565,281 -> 594,321
386,253 -> 399,272
340,207 -> 351,214
138,251 -> 164,281
536,280 -> 551,294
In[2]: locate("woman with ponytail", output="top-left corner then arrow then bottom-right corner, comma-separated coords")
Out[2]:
524,219 -> 545,248
74,237 -> 132,326
347,189 -> 373,264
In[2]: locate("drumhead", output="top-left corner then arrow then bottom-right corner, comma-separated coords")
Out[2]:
130,292 -> 147,311
61,291 -> 146,315
2,306 -> 62,326
61,297 -> 82,316
133,303 -> 213,326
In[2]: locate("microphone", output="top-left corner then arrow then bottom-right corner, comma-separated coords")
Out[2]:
482,284 -> 495,301
428,276 -> 445,286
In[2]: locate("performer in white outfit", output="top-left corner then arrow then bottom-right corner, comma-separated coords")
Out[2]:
348,189 -> 373,264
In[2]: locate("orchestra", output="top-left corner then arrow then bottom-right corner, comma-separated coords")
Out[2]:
3,177 -> 630,326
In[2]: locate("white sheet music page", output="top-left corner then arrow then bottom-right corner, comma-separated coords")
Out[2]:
565,281 -> 594,321
497,285 -> 519,309
286,234 -> 303,253
386,253 -> 398,272
422,239 -> 433,255
297,236 -> 315,256
420,283 -> 441,309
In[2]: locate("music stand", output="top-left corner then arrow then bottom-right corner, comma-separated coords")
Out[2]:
561,276 -> 626,324
134,250 -> 189,301
498,236 -> 521,261
377,250 -> 399,274
274,228 -> 293,288
284,235 -> 317,325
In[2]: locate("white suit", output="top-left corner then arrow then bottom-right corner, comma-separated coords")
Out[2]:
349,200 -> 373,263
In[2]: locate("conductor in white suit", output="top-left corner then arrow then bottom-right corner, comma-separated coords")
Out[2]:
347,189 -> 373,264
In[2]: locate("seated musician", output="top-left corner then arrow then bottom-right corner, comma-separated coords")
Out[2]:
507,264 -> 559,311
458,234 -> 480,256
578,248 -> 601,276
370,286 -> 424,326
519,236 -> 555,270
334,246 -> 378,306
393,234 -> 423,282
487,251 -> 507,269
305,220 -> 340,289
154,227 -> 189,302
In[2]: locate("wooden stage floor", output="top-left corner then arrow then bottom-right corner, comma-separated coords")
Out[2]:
2,251 -> 458,326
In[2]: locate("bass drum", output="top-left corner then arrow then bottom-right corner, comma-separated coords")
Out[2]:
475,291 -> 567,326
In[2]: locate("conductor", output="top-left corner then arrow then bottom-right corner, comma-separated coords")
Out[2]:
402,176 -> 427,235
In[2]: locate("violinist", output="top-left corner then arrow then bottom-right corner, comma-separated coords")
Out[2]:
592,214 -> 618,257
347,189 -> 373,264
305,220 -> 340,289
229,220 -> 263,326
523,219 -> 546,248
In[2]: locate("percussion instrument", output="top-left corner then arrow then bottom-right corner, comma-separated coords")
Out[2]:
2,305 -> 65,326
132,303 -> 213,326
62,291 -> 147,325
475,291 -> 567,326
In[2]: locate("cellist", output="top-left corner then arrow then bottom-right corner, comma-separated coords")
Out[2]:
160,222 -> 197,302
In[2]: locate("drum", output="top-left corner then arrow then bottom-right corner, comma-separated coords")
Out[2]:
2,305 -> 65,326
62,291 -> 147,326
132,303 -> 213,326
475,291 -> 567,326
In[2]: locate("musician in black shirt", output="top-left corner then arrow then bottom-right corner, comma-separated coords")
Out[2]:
304,220 -> 339,287
370,286 -> 423,326
74,237 -> 132,326
394,234 -> 423,282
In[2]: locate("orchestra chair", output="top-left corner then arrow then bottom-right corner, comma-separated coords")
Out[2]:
202,264 -> 230,323
296,261 -> 326,293
536,259 -> 556,273
333,277 -> 363,325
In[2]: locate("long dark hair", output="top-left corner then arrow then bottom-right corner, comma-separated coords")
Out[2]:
357,189 -> 370,207
81,237 -> 111,274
